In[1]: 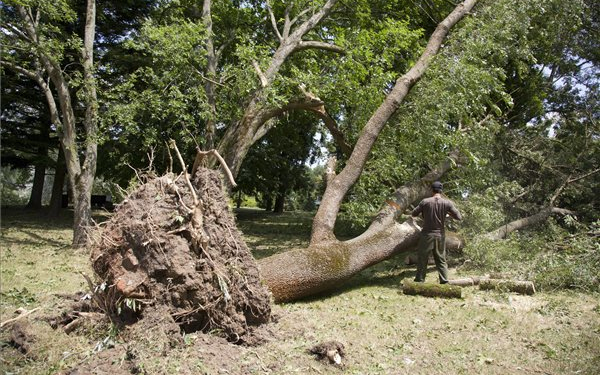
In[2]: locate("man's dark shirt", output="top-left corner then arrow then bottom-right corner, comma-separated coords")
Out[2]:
411,194 -> 462,237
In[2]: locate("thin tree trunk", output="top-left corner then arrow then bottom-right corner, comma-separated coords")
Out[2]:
201,0 -> 218,151
71,0 -> 98,247
274,192 -> 285,213
310,0 -> 478,245
26,122 -> 50,209
26,163 -> 45,209
264,193 -> 273,212
48,147 -> 66,217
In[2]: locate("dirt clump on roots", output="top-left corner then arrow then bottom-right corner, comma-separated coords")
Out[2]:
89,168 -> 272,343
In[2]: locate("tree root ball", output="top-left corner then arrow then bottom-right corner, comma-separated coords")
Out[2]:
90,168 -> 271,343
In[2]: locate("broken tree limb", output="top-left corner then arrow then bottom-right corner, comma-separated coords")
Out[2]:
479,279 -> 536,295
402,279 -> 462,299
484,207 -> 575,240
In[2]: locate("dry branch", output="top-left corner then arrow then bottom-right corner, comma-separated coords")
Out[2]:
0,308 -> 41,329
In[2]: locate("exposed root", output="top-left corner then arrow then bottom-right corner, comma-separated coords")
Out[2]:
89,167 -> 271,343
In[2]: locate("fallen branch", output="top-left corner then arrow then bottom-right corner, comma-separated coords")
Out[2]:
402,279 -> 462,299
0,307 -> 41,329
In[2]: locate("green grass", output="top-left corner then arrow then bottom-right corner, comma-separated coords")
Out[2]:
1,207 -> 599,374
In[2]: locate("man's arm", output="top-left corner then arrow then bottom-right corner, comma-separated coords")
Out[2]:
411,201 -> 423,217
448,202 -> 462,220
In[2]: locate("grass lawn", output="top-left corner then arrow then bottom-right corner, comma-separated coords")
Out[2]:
1,207 -> 599,374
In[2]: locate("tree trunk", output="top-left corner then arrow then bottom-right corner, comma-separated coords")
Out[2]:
479,279 -> 536,295
274,183 -> 287,213
26,123 -> 50,209
310,1 -> 478,245
216,0 -> 340,178
72,175 -> 94,246
258,219 -> 421,302
236,191 -> 242,209
274,194 -> 285,213
48,148 -> 66,217
26,163 -> 45,209
264,193 -> 273,212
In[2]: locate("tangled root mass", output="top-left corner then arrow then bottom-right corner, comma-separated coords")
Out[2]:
90,168 -> 271,343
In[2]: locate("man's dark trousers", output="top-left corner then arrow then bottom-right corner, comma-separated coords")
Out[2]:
414,233 -> 448,284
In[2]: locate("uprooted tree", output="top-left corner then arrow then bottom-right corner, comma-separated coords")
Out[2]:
84,0 -> 598,342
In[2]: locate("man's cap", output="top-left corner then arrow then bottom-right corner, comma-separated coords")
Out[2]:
431,181 -> 443,191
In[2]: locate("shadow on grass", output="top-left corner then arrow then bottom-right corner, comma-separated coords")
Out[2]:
5,229 -> 70,248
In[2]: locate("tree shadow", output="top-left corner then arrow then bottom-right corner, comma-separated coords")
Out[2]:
7,229 -> 70,248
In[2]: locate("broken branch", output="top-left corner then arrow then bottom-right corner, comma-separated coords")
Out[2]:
1,308 -> 41,329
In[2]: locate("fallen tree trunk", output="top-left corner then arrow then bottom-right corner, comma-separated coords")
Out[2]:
259,219 -> 422,302
479,279 -> 536,295
402,279 -> 462,299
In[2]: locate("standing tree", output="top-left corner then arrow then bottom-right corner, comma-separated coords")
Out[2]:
2,0 -> 98,246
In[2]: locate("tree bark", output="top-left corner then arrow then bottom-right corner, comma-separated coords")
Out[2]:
27,119 -> 51,209
202,0 -> 218,150
479,279 -> 536,295
71,0 -> 98,247
258,218 -> 422,302
26,163 -> 45,209
274,193 -> 285,213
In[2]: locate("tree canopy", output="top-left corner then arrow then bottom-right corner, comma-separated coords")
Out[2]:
1,0 -> 598,249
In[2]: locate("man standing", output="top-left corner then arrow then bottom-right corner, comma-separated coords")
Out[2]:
411,181 -> 462,284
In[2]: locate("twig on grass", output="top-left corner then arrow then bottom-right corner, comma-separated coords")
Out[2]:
0,307 -> 41,329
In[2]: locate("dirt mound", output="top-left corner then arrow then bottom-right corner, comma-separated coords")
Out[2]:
90,168 -> 271,343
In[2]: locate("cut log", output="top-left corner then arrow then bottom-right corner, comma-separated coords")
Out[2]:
402,279 -> 462,299
447,276 -> 488,287
479,279 -> 536,295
